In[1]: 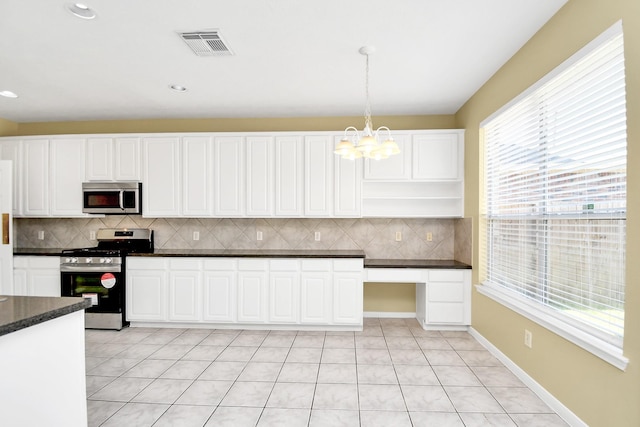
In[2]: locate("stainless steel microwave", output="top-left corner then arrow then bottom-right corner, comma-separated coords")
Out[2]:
82,182 -> 142,214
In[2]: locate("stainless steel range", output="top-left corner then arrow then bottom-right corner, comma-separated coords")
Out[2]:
60,228 -> 154,330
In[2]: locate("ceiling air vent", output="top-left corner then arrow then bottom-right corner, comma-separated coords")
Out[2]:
179,31 -> 233,57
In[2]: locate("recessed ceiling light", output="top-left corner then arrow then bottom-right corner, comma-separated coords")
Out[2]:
0,90 -> 18,98
170,85 -> 188,92
66,3 -> 96,19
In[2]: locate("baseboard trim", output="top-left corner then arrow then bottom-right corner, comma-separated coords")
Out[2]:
363,311 -> 416,319
468,327 -> 587,427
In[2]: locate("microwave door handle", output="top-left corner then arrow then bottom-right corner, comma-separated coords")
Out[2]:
119,190 -> 124,210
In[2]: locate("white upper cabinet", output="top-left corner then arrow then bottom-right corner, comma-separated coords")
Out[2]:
182,136 -> 213,216
304,135 -> 333,217
246,136 -> 273,217
275,136 -> 303,217
0,139 -> 23,215
22,139 -> 50,217
86,137 -> 140,181
50,138 -> 86,216
363,135 -> 411,180
143,137 -> 181,216
215,136 -> 245,216
412,132 -> 462,180
333,135 -> 362,217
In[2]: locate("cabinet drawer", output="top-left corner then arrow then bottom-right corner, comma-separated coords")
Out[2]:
127,257 -> 166,270
428,270 -> 464,282
429,282 -> 464,302
428,302 -> 465,324
238,259 -> 268,271
270,259 -> 298,271
169,258 -> 202,270
301,259 -> 331,272
333,259 -> 363,272
204,258 -> 237,270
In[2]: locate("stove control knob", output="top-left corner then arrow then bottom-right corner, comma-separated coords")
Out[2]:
86,257 -> 93,263
71,257 -> 78,263
104,258 -> 113,264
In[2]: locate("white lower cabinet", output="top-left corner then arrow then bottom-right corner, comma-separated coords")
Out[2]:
203,259 -> 237,322
126,256 -> 364,329
126,258 -> 167,322
416,269 -> 471,328
168,259 -> 202,321
13,256 -> 60,297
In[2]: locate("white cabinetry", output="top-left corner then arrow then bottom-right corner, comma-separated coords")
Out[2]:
305,136 -> 333,216
13,256 -> 60,297
246,136 -> 273,216
237,259 -> 269,323
275,136 -> 303,216
0,139 -> 23,214
215,136 -> 245,216
362,130 -> 464,217
127,256 -> 364,329
334,136 -> 362,217
203,259 -> 237,322
86,137 -> 140,181
182,136 -> 213,216
416,269 -> 471,329
22,139 -> 50,216
142,137 -> 181,216
126,257 -> 167,322
50,138 -> 86,216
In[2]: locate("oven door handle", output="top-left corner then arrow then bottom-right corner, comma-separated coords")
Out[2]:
60,266 -> 122,273
119,190 -> 124,211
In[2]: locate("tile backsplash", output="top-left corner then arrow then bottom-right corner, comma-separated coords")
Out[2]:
15,216 -> 472,262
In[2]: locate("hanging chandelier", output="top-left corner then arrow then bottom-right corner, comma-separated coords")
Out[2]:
334,46 -> 400,161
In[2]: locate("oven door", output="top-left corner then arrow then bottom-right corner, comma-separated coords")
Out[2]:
61,269 -> 125,329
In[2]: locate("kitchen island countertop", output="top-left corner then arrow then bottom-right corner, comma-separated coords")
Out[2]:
0,295 -> 91,337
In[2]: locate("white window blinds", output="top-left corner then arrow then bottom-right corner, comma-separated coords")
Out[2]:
482,24 -> 627,348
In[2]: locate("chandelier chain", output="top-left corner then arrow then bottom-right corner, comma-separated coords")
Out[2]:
364,53 -> 373,130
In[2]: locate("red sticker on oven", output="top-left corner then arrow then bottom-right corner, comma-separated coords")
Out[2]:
101,273 -> 117,289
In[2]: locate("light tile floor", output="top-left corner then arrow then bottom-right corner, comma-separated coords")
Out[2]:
85,318 -> 569,427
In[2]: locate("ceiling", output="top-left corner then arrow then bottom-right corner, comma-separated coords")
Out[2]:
0,0 -> 567,123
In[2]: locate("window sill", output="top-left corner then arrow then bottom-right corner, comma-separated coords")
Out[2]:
476,282 -> 629,371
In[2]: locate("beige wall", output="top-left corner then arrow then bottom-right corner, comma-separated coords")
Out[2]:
456,0 -> 640,426
0,115 -> 456,136
364,283 -> 416,313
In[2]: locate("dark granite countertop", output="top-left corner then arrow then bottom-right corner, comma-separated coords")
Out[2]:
0,295 -> 91,337
365,259 -> 471,269
133,249 -> 366,258
14,248 -> 66,256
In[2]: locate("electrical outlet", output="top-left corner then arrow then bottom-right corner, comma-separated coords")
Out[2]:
89,231 -> 96,240
426,232 -> 433,241
257,231 -> 263,241
524,329 -> 533,348
193,231 -> 200,241
38,230 -> 44,240
395,231 -> 402,241
314,232 -> 321,241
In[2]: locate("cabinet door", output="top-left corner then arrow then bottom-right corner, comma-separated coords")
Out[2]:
22,139 -> 49,216
246,136 -> 273,216
143,137 -> 181,216
304,136 -> 333,217
412,132 -> 463,180
114,138 -> 141,181
275,136 -> 303,216
0,139 -> 23,215
169,269 -> 201,321
269,272 -> 298,323
127,268 -> 167,321
183,136 -> 213,216
28,269 -> 61,297
50,138 -> 85,216
333,273 -> 363,325
86,138 -> 113,181
215,136 -> 244,216
300,272 -> 332,324
363,134 -> 410,180
203,270 -> 237,322
12,269 -> 27,295
237,259 -> 268,322
334,135 -> 362,217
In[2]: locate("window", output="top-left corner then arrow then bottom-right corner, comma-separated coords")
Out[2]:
480,22 -> 627,369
